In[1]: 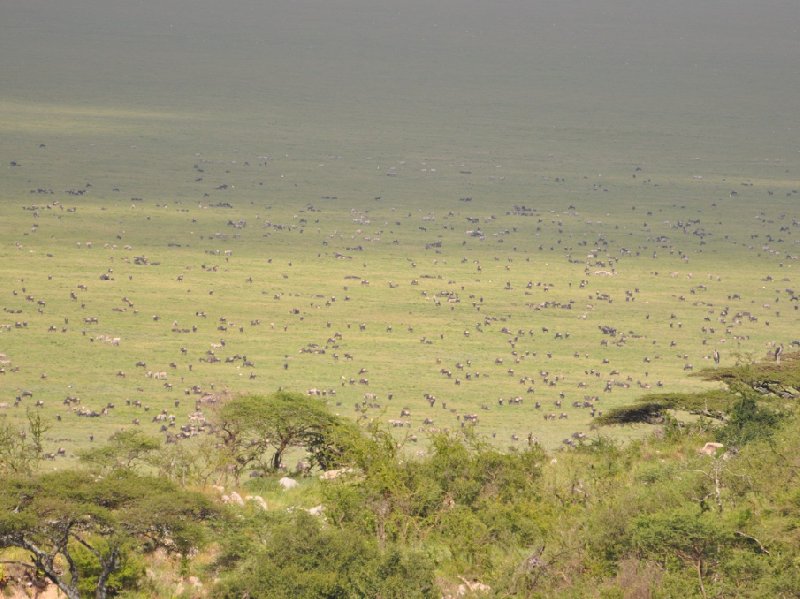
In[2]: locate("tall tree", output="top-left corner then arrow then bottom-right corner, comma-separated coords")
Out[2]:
218,391 -> 349,472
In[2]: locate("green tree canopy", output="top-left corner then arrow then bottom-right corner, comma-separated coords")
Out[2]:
77,429 -> 160,474
0,470 -> 217,599
218,391 -> 355,473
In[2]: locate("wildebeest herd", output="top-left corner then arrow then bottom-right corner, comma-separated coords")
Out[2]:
2,148 -> 798,457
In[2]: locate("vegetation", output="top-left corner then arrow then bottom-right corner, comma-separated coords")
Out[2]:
1,356 -> 799,597
215,511 -> 435,599
0,410 -> 49,477
0,470 -> 216,599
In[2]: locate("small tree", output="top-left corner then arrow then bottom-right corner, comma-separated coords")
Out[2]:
0,410 -> 50,476
78,430 -> 160,473
151,435 -> 225,486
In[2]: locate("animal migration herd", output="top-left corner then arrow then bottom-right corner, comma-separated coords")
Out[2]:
1,145 -> 799,458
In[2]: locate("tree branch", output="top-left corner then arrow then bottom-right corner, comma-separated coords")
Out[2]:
71,531 -> 102,560
696,558 -> 707,599
735,530 -> 770,555
16,537 -> 80,599
95,545 -> 121,599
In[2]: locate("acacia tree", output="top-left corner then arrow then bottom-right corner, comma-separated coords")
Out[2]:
599,351 -> 798,428
0,470 -> 216,599
218,391 -> 350,473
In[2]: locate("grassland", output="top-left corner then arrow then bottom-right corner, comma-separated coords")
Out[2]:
1,0 -> 798,457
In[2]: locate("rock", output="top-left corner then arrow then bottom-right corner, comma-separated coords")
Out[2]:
307,504 -> 325,516
228,491 -> 244,506
457,577 -> 491,596
246,495 -> 268,510
699,442 -> 724,456
319,468 -> 352,480
279,476 -> 299,490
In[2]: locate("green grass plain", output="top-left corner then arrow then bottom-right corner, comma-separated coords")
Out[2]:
1,0 -> 798,457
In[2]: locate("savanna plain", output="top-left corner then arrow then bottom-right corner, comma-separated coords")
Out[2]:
1,1 -> 800,597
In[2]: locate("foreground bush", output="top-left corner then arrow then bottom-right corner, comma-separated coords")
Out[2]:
213,511 -> 435,599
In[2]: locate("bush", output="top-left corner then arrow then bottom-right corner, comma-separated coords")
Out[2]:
71,539 -> 145,597
213,511 -> 435,598
715,391 -> 783,449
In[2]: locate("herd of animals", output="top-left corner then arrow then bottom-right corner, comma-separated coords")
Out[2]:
2,150 -> 799,458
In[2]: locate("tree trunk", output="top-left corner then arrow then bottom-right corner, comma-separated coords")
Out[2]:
64,585 -> 82,599
95,549 -> 120,599
19,540 -> 81,599
39,563 -> 81,599
272,449 -> 283,471
696,558 -> 707,599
